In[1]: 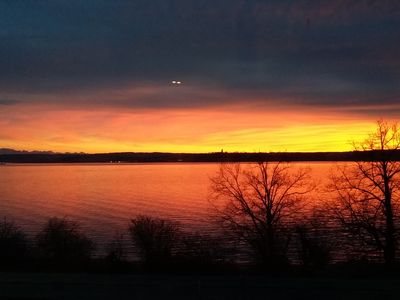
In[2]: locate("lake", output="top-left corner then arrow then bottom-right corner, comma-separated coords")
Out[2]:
0,162 -> 336,256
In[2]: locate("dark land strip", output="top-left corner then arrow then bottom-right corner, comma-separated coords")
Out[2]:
2,150 -> 400,163
1,272 -> 400,300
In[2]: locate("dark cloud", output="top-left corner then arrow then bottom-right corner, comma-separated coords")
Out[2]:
0,99 -> 19,105
0,0 -> 399,110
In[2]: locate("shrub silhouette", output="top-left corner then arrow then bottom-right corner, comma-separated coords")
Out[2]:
0,219 -> 28,265
178,232 -> 234,266
129,216 -> 180,266
36,217 -> 94,264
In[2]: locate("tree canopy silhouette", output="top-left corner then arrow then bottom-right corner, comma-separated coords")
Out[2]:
210,162 -> 314,265
330,120 -> 400,264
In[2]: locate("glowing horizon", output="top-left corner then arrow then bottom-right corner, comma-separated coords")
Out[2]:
0,101 -> 385,154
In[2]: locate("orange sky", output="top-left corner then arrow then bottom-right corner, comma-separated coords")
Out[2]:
1,1 -> 400,154
0,101 -> 384,153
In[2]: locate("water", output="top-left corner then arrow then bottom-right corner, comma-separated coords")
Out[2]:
0,162 -> 335,256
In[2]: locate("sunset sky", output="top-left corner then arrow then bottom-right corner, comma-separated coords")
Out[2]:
1,1 -> 400,153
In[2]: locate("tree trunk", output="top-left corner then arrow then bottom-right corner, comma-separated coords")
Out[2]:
266,207 -> 275,259
384,181 -> 396,265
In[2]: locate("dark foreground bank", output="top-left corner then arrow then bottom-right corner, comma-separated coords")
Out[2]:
1,272 -> 400,300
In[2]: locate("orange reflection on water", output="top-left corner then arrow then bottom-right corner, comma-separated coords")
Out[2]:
0,162 -> 340,252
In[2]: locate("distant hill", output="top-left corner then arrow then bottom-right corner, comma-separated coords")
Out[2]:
0,148 -> 57,155
0,148 -> 86,155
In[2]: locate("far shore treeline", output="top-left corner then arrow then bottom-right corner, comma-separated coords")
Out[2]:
2,150 -> 400,163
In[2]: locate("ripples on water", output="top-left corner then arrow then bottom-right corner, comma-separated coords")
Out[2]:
0,162 -> 338,257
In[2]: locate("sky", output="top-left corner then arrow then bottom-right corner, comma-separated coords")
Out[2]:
1,0 -> 400,153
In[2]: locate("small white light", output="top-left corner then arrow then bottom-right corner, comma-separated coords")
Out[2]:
177,81 -> 181,84
172,81 -> 176,84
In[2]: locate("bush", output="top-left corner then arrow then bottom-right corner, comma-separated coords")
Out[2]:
178,232 -> 234,266
129,216 -> 180,266
36,217 -> 94,265
0,219 -> 28,265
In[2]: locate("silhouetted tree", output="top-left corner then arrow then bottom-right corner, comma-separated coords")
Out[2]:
330,120 -> 400,265
129,216 -> 180,266
210,162 -> 314,265
37,217 -> 94,264
0,219 -> 28,265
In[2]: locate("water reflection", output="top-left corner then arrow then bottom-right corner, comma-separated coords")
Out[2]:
0,162 -> 340,259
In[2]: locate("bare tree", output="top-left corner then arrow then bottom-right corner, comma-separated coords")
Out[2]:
330,120 -> 400,264
210,162 -> 314,265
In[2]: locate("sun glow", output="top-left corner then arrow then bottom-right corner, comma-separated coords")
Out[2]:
0,102 -> 378,153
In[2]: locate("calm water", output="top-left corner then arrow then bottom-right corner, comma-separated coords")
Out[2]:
0,162 -> 335,255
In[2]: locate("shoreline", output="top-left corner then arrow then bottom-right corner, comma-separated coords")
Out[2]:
2,150 -> 400,164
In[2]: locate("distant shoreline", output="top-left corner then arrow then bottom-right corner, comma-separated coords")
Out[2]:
1,150 -> 400,163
